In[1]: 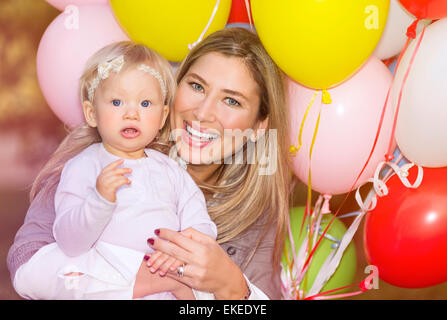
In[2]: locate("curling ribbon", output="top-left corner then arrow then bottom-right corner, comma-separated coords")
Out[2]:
289,90 -> 318,156
306,159 -> 423,297
385,21 -> 426,160
188,0 -> 221,50
244,0 -> 254,32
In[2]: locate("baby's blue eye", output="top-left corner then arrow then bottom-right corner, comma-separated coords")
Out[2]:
141,100 -> 151,108
112,99 -> 122,107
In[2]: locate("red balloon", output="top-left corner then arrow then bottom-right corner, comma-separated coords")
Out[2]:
398,0 -> 447,19
364,166 -> 447,288
227,0 -> 251,24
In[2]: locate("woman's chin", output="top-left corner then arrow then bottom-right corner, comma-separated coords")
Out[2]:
178,146 -> 222,166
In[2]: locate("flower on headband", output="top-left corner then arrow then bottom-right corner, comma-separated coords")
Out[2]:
97,55 -> 125,80
88,55 -> 125,101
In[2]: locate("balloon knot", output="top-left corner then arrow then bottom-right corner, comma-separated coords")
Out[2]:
321,194 -> 332,214
321,89 -> 332,104
359,279 -> 372,292
289,145 -> 299,156
385,153 -> 394,162
406,19 -> 420,39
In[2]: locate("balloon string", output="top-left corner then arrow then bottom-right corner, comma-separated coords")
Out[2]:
188,0 -> 221,50
385,22 -> 426,159
300,55 -> 395,275
290,90 -> 318,156
304,276 -> 373,300
244,0 -> 254,32
302,106 -> 322,297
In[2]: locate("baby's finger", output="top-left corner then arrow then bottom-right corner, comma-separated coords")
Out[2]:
107,177 -> 131,189
158,256 -> 177,276
147,250 -> 163,267
102,159 -> 125,173
108,167 -> 132,177
149,253 -> 170,273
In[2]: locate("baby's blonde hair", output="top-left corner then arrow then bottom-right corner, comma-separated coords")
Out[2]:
30,41 -> 175,203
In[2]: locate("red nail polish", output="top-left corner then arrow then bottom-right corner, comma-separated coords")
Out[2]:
154,229 -> 160,236
147,238 -> 154,246
143,255 -> 150,261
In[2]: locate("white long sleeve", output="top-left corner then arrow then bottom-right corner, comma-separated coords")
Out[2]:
53,154 -> 117,257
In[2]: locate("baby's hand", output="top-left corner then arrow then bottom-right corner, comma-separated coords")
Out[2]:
96,159 -> 132,203
146,250 -> 185,277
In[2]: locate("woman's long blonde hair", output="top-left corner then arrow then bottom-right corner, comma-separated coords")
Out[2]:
30,41 -> 176,204
154,28 -> 291,269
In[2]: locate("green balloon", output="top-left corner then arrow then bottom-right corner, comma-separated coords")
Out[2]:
282,206 -> 357,296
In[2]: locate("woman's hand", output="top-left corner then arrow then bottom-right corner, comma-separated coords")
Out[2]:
147,228 -> 249,300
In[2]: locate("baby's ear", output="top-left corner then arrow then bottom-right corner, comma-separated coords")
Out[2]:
82,101 -> 97,127
159,104 -> 170,129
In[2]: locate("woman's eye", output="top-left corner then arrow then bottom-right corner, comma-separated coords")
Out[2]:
224,97 -> 240,107
141,100 -> 151,108
191,82 -> 204,92
111,99 -> 122,107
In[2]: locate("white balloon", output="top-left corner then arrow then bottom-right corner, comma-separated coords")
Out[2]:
373,0 -> 420,60
392,19 -> 447,167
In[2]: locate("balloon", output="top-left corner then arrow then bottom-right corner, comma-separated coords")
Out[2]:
46,0 -> 108,11
364,166 -> 447,288
288,57 -> 394,195
392,19 -> 447,167
110,0 -> 231,62
374,0 -> 422,60
252,0 -> 389,89
227,0 -> 251,24
282,207 -> 357,295
37,5 -> 129,128
398,0 -> 447,19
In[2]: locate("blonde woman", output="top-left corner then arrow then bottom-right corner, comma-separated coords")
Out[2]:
7,28 -> 291,300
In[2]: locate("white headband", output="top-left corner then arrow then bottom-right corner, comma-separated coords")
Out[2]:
88,55 -> 167,102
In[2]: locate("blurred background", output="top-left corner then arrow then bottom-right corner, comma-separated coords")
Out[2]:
0,0 -> 446,300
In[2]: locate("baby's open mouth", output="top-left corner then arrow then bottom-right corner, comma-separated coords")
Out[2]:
121,127 -> 140,138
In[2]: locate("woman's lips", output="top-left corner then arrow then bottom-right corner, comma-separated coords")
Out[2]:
121,127 -> 140,139
182,121 -> 219,148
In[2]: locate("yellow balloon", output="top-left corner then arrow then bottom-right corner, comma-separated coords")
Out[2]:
110,0 -> 231,62
252,0 -> 390,89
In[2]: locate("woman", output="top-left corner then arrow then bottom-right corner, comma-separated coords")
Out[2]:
7,27 -> 291,300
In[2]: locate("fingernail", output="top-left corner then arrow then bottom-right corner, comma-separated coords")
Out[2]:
154,229 -> 160,236
143,255 -> 150,261
147,238 -> 154,246
150,268 -> 156,273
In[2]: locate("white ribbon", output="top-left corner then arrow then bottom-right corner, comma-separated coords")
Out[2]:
188,0 -> 221,50
305,160 -> 424,298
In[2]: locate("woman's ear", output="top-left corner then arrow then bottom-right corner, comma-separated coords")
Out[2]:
159,104 -> 170,130
82,101 -> 97,128
251,117 -> 269,142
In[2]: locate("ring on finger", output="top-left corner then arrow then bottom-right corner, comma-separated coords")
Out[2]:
176,263 -> 186,277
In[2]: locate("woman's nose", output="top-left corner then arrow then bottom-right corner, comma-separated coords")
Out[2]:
192,95 -> 216,122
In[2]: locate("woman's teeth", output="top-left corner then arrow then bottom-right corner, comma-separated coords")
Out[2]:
185,123 -> 219,141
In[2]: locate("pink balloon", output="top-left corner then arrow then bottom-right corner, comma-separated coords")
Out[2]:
46,0 -> 109,11
288,57 -> 394,195
37,5 -> 129,128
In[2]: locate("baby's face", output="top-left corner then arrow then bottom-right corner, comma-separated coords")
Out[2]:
92,66 -> 169,159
